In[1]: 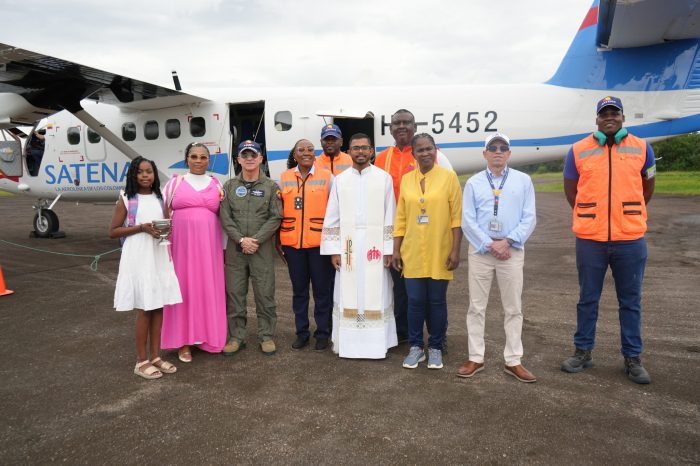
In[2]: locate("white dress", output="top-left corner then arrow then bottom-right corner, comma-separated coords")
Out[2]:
113,193 -> 182,312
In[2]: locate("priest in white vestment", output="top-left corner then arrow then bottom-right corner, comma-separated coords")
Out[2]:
320,133 -> 398,359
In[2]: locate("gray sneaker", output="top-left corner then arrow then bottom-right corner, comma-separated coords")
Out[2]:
624,357 -> 651,384
561,348 -> 593,373
402,346 -> 426,369
427,348 -> 443,369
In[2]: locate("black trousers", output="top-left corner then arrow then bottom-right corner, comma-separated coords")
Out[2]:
283,246 -> 333,339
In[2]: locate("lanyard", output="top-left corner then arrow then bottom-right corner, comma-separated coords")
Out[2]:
485,168 -> 508,218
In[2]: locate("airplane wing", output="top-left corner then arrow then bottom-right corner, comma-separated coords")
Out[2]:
597,0 -> 700,48
0,43 -> 208,127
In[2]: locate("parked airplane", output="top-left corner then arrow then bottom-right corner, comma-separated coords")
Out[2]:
1,0 -> 699,237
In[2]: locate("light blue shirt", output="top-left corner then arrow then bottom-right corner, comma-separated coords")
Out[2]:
462,166 -> 536,254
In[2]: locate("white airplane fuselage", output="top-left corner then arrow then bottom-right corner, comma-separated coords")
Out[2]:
1,83 -> 688,201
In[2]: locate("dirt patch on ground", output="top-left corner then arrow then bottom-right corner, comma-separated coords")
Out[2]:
0,193 -> 698,464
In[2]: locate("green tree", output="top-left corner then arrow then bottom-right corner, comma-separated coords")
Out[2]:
651,134 -> 700,171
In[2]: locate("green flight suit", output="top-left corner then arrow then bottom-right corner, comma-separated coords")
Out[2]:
220,171 -> 282,343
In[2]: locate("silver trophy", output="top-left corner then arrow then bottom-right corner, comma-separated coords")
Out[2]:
152,219 -> 172,246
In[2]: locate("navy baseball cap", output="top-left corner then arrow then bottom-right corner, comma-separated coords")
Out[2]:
321,124 -> 342,139
597,96 -> 623,114
237,139 -> 261,154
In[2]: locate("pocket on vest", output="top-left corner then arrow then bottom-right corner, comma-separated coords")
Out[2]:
620,201 -> 646,235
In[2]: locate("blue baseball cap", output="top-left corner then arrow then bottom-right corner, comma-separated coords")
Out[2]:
321,124 -> 342,139
237,139 -> 261,154
597,96 -> 623,114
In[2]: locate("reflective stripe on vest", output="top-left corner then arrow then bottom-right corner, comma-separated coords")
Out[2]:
279,168 -> 332,248
572,133 -> 648,241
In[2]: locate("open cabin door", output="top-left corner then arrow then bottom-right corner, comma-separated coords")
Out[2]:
228,101 -> 268,176
315,109 -> 375,153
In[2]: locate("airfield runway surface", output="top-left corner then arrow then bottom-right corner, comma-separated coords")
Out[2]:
0,192 -> 698,465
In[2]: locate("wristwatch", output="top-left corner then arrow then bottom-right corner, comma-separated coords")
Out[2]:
506,238 -> 515,246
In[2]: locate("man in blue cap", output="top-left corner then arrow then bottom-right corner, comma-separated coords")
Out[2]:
315,124 -> 352,175
561,96 -> 656,384
220,140 -> 283,356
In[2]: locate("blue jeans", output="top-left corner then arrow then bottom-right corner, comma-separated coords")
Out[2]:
405,278 -> 449,350
575,237 -> 647,357
283,246 -> 333,339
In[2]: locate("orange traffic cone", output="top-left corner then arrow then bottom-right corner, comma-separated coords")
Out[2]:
0,265 -> 14,296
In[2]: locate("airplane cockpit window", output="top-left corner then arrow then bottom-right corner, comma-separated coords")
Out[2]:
274,111 -> 292,131
144,120 -> 159,140
87,128 -> 101,144
67,127 -> 80,145
122,122 -> 136,141
166,119 -> 181,139
190,117 -> 206,137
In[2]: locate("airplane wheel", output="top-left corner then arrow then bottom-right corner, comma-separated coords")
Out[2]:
33,210 -> 59,237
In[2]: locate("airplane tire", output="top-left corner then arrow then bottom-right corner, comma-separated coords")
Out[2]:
33,210 -> 59,237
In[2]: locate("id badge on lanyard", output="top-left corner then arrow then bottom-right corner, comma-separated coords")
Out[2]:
486,169 -> 508,232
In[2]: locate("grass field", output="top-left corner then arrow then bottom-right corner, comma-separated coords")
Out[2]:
460,171 -> 700,195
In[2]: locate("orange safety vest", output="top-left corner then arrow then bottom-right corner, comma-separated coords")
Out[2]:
315,151 -> 352,176
279,167 -> 332,248
572,133 -> 648,241
374,146 -> 415,200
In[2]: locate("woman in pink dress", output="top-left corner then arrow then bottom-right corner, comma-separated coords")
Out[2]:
162,142 -> 227,361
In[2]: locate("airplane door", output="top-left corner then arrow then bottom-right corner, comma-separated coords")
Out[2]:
83,126 -> 107,161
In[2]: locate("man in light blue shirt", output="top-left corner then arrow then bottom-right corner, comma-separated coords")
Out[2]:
458,132 -> 537,383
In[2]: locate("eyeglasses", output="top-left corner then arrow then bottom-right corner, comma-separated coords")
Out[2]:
486,144 -> 510,153
187,154 -> 209,161
239,152 -> 260,159
350,145 -> 372,152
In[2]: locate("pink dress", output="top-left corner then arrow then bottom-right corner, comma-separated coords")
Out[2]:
161,178 -> 226,352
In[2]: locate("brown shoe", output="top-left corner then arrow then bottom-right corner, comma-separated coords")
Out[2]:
504,364 -> 537,383
456,360 -> 484,378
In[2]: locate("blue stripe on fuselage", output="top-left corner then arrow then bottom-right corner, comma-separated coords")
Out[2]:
264,113 -> 700,160
169,153 -> 229,174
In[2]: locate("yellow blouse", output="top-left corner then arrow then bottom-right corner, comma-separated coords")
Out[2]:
394,165 -> 462,280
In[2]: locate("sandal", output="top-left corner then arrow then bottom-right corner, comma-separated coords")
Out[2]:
178,347 -> 192,363
151,357 -> 177,374
134,360 -> 162,380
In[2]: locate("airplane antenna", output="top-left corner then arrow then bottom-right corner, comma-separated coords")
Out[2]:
171,71 -> 182,91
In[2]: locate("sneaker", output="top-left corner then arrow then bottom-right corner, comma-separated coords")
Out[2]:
561,348 -> 593,373
260,340 -> 276,356
624,357 -> 651,384
427,348 -> 443,369
291,336 -> 309,350
314,338 -> 329,352
402,346 -> 426,369
223,340 -> 245,356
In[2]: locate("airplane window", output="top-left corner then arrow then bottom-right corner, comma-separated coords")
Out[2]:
166,119 -> 181,139
87,128 -> 101,144
122,122 -> 136,141
274,111 -> 292,131
144,120 -> 159,140
67,127 -> 80,145
190,117 -> 206,137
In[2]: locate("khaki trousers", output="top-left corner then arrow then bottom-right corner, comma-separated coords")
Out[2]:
466,245 -> 525,366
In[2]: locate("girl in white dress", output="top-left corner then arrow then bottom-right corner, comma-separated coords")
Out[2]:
109,157 -> 182,380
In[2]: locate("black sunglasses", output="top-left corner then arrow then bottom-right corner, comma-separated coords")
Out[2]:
486,144 -> 510,153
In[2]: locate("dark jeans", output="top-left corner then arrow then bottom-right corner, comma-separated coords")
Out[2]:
283,246 -> 333,339
405,278 -> 449,350
390,267 -> 409,339
574,237 -> 647,357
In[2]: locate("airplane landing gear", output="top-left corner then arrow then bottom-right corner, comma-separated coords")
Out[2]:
30,197 -> 65,239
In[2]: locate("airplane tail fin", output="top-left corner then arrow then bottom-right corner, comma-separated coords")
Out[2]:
546,0 -> 700,95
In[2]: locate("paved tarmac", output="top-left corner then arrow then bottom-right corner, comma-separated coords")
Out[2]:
0,192 -> 698,465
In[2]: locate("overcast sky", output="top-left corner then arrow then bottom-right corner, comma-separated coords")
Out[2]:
1,0 -> 593,94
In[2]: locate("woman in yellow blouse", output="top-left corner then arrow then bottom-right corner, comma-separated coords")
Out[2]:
393,133 -> 462,370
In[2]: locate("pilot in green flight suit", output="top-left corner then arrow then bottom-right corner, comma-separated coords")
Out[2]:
220,140 -> 283,356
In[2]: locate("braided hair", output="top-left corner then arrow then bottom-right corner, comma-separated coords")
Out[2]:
287,139 -> 309,169
124,156 -> 162,200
